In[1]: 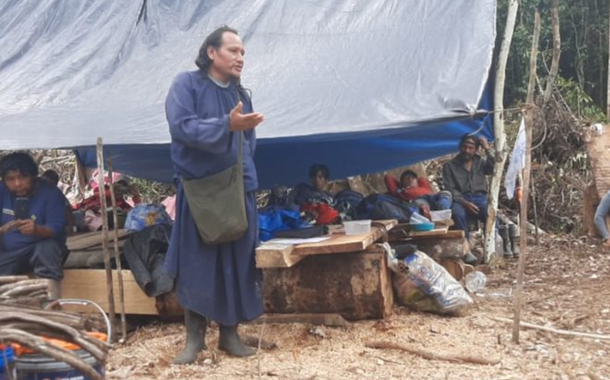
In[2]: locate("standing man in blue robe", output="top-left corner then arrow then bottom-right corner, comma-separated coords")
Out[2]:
164,26 -> 265,363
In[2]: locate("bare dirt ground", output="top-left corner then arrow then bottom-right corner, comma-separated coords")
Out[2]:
107,234 -> 610,380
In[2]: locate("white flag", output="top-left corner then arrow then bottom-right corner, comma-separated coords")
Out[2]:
505,117 -> 526,200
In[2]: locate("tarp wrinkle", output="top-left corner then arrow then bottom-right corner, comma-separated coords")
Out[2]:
0,0 -> 496,188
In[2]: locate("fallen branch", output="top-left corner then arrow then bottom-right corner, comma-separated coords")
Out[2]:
364,340 -> 500,366
494,317 -> 610,341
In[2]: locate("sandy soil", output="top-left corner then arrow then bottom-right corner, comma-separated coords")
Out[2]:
107,234 -> 610,380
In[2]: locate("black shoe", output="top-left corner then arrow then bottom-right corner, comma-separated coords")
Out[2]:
463,252 -> 478,265
173,309 -> 207,364
219,325 -> 256,357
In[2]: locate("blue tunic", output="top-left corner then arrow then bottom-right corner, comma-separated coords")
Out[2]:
0,180 -> 67,251
163,71 -> 263,326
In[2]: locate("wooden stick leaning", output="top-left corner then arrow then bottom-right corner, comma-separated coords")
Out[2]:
364,341 -> 500,366
496,317 -> 610,341
107,155 -> 127,343
96,137 -> 116,342
512,6 -> 540,345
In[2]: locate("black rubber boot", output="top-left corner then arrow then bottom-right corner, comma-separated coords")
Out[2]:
219,325 -> 256,357
509,224 -> 521,257
173,309 -> 207,364
498,225 -> 513,258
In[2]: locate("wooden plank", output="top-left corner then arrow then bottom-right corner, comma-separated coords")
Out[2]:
257,220 -> 398,267
67,229 -> 132,251
406,230 -> 465,240
256,243 -> 302,269
252,313 -> 348,327
373,219 -> 399,230
263,247 -> 393,320
61,269 -> 157,315
408,226 -> 449,237
293,227 -> 384,255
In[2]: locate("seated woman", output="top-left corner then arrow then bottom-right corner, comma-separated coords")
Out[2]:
384,170 -> 452,220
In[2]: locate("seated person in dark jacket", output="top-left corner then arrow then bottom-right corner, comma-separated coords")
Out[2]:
0,152 -> 67,300
442,134 -> 494,264
291,164 -> 334,205
290,164 -> 337,224
385,170 -> 452,220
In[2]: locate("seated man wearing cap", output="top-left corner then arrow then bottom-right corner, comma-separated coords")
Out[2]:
442,134 -> 495,264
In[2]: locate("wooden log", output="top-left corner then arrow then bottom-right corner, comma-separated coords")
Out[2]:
262,247 -> 393,320
409,237 -> 467,261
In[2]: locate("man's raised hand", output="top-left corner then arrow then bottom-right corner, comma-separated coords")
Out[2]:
229,101 -> 264,131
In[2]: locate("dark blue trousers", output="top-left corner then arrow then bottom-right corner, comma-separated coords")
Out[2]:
451,193 -> 488,239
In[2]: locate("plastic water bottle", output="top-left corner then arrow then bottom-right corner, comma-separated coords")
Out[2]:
464,271 -> 487,293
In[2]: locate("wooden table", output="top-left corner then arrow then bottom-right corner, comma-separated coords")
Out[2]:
257,220 -> 397,321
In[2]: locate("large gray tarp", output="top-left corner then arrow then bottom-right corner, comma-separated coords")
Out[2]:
0,0 -> 495,186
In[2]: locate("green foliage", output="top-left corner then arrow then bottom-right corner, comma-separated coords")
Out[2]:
555,76 -> 606,121
498,0 -> 610,111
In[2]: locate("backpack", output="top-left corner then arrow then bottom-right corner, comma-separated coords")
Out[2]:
356,194 -> 417,223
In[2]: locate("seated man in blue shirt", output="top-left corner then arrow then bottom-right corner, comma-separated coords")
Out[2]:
0,152 -> 67,300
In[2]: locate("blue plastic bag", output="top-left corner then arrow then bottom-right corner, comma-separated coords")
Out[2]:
125,204 -> 172,232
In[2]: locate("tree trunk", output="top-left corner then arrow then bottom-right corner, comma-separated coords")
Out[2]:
543,0 -> 561,104
513,5 -> 541,345
607,0 -> 610,118
484,0 -> 519,260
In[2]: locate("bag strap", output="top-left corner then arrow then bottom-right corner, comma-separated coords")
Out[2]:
236,88 -> 243,165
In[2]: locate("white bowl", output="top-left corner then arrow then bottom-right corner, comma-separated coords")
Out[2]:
430,210 -> 452,222
343,220 -> 372,235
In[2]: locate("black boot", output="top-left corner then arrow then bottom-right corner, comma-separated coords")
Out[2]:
509,224 -> 521,257
173,309 -> 207,364
219,325 -> 255,357
498,225 -> 513,258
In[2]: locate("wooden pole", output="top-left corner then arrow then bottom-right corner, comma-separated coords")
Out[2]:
543,0 -> 561,105
484,0 -> 520,260
513,6 -> 541,344
107,155 -> 127,343
96,137 -> 115,342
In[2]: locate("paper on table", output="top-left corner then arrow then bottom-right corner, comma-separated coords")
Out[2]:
270,237 -> 331,245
